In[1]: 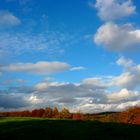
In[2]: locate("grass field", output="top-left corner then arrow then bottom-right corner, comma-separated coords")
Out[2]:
0,117 -> 140,140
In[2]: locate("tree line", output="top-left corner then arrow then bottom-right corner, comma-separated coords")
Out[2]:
0,107 -> 82,120
0,106 -> 140,124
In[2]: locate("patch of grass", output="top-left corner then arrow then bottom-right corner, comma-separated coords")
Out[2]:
0,117 -> 140,140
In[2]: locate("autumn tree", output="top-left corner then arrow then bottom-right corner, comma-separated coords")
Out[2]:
31,109 -> 37,117
21,111 -> 31,117
72,113 -> 83,120
60,107 -> 72,119
43,107 -> 53,118
52,106 -> 59,118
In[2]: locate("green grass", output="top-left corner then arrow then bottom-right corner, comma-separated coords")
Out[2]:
0,117 -> 140,140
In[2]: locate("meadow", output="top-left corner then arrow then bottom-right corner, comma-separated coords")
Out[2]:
0,117 -> 140,140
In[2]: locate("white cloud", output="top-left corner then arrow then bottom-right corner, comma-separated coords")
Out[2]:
0,31 -> 78,57
94,0 -> 136,21
107,88 -> 139,103
94,22 -> 140,51
82,77 -> 109,88
116,56 -> 134,68
29,95 -> 41,104
113,69 -> 140,90
72,100 -> 140,113
0,57 -> 140,113
35,81 -> 68,91
0,33 -> 53,54
0,61 -> 70,75
115,100 -> 140,110
0,75 -> 140,113
24,77 -> 140,113
0,10 -> 21,27
70,66 -> 86,71
114,72 -> 134,88
112,57 -> 140,90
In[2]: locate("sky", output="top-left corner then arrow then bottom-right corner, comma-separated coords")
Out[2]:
0,0 -> 140,113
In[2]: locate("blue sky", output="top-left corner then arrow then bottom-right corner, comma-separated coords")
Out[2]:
0,0 -> 140,113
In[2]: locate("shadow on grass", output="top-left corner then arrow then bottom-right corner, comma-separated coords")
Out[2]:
0,118 -> 140,140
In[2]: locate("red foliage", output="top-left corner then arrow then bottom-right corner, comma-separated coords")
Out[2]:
52,107 -> 59,118
42,107 -> 53,118
1,106 -> 140,124
117,107 -> 140,124
72,113 -> 83,120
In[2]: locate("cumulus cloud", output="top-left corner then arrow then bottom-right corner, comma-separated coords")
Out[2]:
112,57 -> 140,90
94,0 -> 136,21
107,88 -> 139,103
0,61 -> 70,75
35,81 -> 70,91
116,56 -> 134,68
0,10 -> 21,27
1,74 -> 140,113
0,57 -> 140,113
72,100 -> 140,113
94,22 -> 140,51
34,81 -> 140,113
0,92 -> 30,108
113,69 -> 140,90
81,77 -> 110,89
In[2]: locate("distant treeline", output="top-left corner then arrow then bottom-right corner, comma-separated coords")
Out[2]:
0,106 -> 140,124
